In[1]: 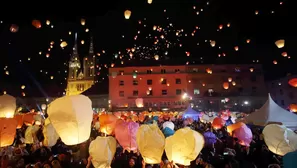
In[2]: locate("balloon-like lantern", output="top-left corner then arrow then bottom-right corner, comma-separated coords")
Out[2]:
32,20 -> 41,28
115,120 -> 139,152
210,40 -> 216,47
135,98 -> 144,108
223,82 -> 229,89
43,118 -> 59,147
47,95 -> 93,145
165,127 -> 204,166
0,94 -> 16,118
288,78 -> 297,88
0,118 -> 17,147
10,24 -> 19,33
60,41 -> 68,48
275,39 -> 285,48
99,114 -> 118,135
212,117 -> 225,130
147,0 -> 153,4
124,10 -> 131,19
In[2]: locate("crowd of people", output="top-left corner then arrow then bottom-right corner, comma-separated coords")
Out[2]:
0,115 -> 285,168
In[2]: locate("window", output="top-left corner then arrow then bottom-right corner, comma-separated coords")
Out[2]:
176,89 -> 182,95
119,71 -> 124,75
147,79 -> 152,85
194,89 -> 200,95
161,79 -> 167,84
280,89 -> 283,95
76,84 -> 84,91
162,90 -> 167,95
133,90 -> 138,96
133,80 -> 138,85
161,69 -> 166,74
176,78 -> 181,84
175,69 -> 180,73
147,70 -> 152,74
119,91 -> 124,97
119,80 -> 124,86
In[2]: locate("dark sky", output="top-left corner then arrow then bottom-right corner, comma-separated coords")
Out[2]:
0,0 -> 296,97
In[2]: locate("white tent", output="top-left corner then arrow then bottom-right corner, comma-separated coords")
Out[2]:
244,94 -> 297,128
182,106 -> 199,120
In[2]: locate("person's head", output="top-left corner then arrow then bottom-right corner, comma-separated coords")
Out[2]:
129,158 -> 136,167
43,164 -> 51,168
34,162 -> 42,168
51,160 -> 61,168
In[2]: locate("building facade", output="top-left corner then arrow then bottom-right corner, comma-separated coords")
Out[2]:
66,33 -> 96,96
109,64 -> 267,112
266,75 -> 297,109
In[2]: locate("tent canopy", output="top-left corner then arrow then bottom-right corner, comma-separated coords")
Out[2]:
244,94 -> 297,127
183,106 -> 199,120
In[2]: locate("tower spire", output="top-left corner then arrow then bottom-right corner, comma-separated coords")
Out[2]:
72,32 -> 78,56
89,36 -> 94,54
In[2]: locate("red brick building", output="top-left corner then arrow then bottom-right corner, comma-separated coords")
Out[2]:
109,64 -> 267,112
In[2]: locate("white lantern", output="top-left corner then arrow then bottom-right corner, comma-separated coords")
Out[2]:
165,127 -> 204,166
210,40 -> 216,47
147,0 -> 153,4
25,125 -> 40,144
43,118 -> 59,147
135,98 -> 144,108
162,121 -> 174,130
47,95 -> 93,145
263,124 -> 297,156
89,136 -> 116,168
0,94 -> 16,118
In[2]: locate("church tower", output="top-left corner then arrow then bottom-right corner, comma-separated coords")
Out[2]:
66,33 -> 96,96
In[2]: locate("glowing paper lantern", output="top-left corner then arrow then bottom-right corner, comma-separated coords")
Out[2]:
99,114 -> 118,135
135,98 -> 144,108
154,55 -> 159,60
0,118 -> 17,147
233,124 -> 252,146
263,124 -> 297,156
210,40 -> 216,47
227,122 -> 245,134
80,18 -> 86,26
165,127 -> 204,166
32,20 -> 41,28
47,95 -> 93,145
147,0 -> 152,4
14,114 -> 24,129
223,82 -> 229,89
212,117 -> 225,129
10,24 -> 19,33
23,113 -> 35,126
89,136 -> 116,168
275,39 -> 285,48
163,121 -> 174,130
60,41 -> 68,48
115,120 -> 139,151
25,125 -> 40,144
124,10 -> 131,19
136,122 -> 165,164
0,94 -> 16,118
289,104 -> 297,112
288,78 -> 297,87
43,118 -> 59,147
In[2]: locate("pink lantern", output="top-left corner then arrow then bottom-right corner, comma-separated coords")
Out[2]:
233,124 -> 252,146
135,98 -> 144,108
115,120 -> 139,152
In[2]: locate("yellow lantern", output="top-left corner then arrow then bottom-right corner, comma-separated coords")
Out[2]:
154,55 -> 159,60
232,81 -> 236,86
43,118 -> 59,147
147,0 -> 153,4
89,136 -> 117,168
80,18 -> 86,26
21,85 -> 25,89
0,118 -> 17,147
0,94 -> 16,118
47,95 -> 93,145
223,82 -> 229,89
275,39 -> 285,48
206,68 -> 212,74
135,98 -> 144,108
136,122 -> 165,164
227,122 -> 245,134
234,46 -> 239,51
60,41 -> 68,48
124,10 -> 132,19
165,127 -> 204,166
210,40 -> 216,47
25,125 -> 40,144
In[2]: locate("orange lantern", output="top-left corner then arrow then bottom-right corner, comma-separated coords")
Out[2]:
14,114 -> 24,129
124,10 -> 131,19
32,20 -> 41,29
223,82 -> 229,89
288,78 -> 297,87
23,113 -> 35,126
234,46 -> 239,51
226,122 -> 245,134
281,52 -> 287,57
99,114 -> 118,135
0,118 -> 17,147
289,104 -> 297,112
206,68 -> 212,74
212,117 -> 225,130
135,98 -> 144,108
228,77 -> 232,82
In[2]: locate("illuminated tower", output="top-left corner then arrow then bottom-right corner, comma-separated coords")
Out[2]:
83,36 -> 96,79
68,33 -> 81,80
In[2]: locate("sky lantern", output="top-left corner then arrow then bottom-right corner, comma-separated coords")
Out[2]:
212,117 -> 225,129
25,125 -> 40,144
46,20 -> 50,25
43,118 -> 59,147
227,122 -> 245,134
99,114 -> 118,135
289,104 -> 297,112
23,113 -> 35,126
10,24 -> 19,33
89,136 -> 117,168
147,0 -> 153,4
232,81 -> 236,86
210,40 -> 216,47
14,114 -> 24,129
273,60 -> 278,64
263,124 -> 297,156
81,18 -> 86,25
228,77 -> 232,82
185,51 -> 190,56
288,78 -> 297,87
234,46 -> 239,51
206,68 -> 212,74
233,124 -> 252,146
21,85 -> 25,89
250,67 -> 254,72
136,122 -> 165,164
219,24 -> 223,29
154,55 -> 159,60
135,98 -> 144,108
32,20 -> 41,29
0,118 -> 17,147
115,120 -> 139,152
282,52 -> 287,57
165,127 -> 204,166
47,95 -> 93,145
246,39 -> 251,43
60,41 -> 67,48
81,40 -> 85,44
275,39 -> 285,48
124,10 -> 132,19
223,82 -> 229,89
0,94 -> 16,118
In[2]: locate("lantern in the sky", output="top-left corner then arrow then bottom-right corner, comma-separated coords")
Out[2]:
223,82 -> 229,90
246,39 -> 251,43
89,136 -> 117,168
210,40 -> 216,47
81,18 -> 86,26
288,78 -> 297,87
212,117 -> 225,130
46,20 -> 50,25
165,127 -> 204,166
99,114 -> 118,135
263,124 -> 297,156
32,20 -> 41,29
228,77 -> 232,82
135,98 -> 144,108
10,24 -> 19,33
154,55 -> 159,60
43,118 -> 59,147
115,120 -> 139,152
0,94 -> 16,118
275,39 -> 285,48
136,122 -> 165,164
206,68 -> 212,74
289,104 -> 297,112
0,118 -> 17,147
47,95 -> 93,145
147,0 -> 152,4
60,41 -> 67,48
124,10 -> 132,19
234,46 -> 239,51
282,52 -> 287,57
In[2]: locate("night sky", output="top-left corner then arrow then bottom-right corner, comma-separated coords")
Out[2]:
0,0 -> 295,97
